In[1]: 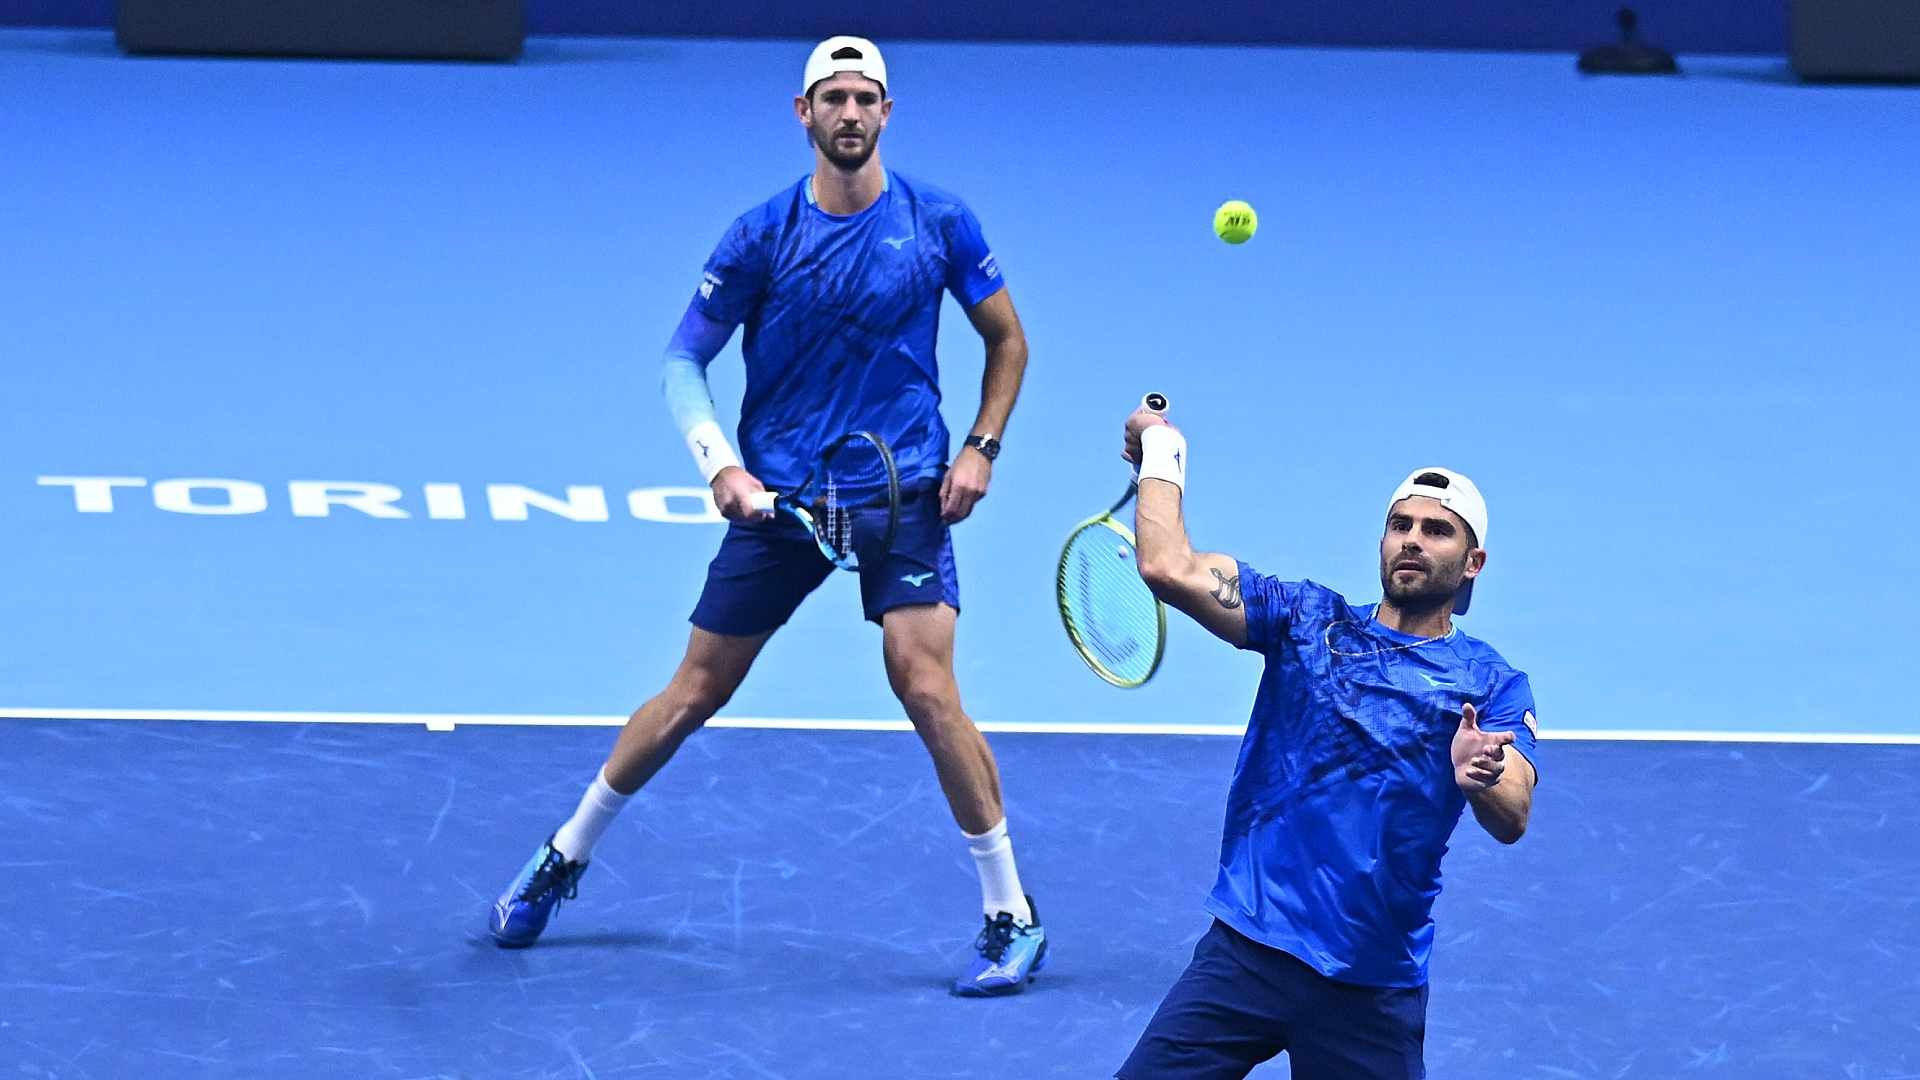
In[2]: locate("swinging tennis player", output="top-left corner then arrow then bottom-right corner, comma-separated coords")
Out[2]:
1114,408 -> 1539,1077
486,36 -> 1050,995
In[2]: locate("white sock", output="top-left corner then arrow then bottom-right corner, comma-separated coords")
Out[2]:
963,819 -> 1032,925
550,769 -> 630,864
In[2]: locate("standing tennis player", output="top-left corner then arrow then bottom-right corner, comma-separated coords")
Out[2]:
487,36 -> 1047,996
1114,407 -> 1539,1076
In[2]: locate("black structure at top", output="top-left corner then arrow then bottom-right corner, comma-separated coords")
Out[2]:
1579,8 -> 1680,75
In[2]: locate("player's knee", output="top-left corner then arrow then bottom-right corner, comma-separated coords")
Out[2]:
667,667 -> 735,723
894,676 -> 960,728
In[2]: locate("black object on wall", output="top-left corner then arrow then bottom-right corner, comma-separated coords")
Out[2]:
1578,8 -> 1680,74
1792,0 -> 1920,78
116,0 -> 524,60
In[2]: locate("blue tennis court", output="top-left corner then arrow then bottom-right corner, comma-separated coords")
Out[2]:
3,27 -> 1918,1078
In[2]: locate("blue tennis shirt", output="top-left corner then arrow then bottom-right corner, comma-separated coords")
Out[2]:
1208,569 -> 1540,988
689,171 -> 1004,494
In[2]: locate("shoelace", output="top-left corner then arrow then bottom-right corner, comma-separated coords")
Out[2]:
515,848 -> 582,906
973,912 -> 1020,963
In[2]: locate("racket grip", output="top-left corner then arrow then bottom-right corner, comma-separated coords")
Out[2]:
1141,392 -> 1170,415
747,492 -> 776,513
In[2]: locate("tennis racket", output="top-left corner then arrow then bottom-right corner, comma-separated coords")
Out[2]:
749,430 -> 901,571
1056,393 -> 1170,688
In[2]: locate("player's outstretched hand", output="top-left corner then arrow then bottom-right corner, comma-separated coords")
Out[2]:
941,449 -> 991,523
711,466 -> 773,523
1452,703 -> 1515,794
1123,405 -> 1172,465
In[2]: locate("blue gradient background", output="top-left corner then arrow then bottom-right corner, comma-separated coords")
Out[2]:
3,32 -> 1916,735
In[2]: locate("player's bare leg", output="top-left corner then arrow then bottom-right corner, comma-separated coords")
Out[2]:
603,626 -> 773,794
881,603 -> 1047,995
881,604 -> 1002,832
488,626 -> 771,947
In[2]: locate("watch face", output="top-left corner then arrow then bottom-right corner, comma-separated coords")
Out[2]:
967,435 -> 999,461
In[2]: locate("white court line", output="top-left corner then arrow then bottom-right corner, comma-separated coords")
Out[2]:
2,706 -> 1918,744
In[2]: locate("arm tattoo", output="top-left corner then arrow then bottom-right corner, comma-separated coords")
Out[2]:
1209,568 -> 1243,610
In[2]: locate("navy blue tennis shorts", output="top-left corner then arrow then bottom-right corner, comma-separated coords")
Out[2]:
1116,920 -> 1429,1080
690,481 -> 959,636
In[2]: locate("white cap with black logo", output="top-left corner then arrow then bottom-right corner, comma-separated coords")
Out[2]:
803,36 -> 888,97
1387,467 -> 1488,614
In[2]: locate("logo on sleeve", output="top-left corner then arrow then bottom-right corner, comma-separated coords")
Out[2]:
699,272 -> 723,300
1522,710 -> 1538,736
978,253 -> 1000,279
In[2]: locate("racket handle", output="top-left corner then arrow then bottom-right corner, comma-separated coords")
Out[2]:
1141,392 -> 1170,415
747,492 -> 776,513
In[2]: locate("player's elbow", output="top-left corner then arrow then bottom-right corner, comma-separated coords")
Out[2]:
983,320 -> 1025,353
1135,552 -> 1187,599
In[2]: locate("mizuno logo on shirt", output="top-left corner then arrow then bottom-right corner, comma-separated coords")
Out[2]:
1418,673 -> 1457,689
901,572 -> 934,587
882,233 -> 915,249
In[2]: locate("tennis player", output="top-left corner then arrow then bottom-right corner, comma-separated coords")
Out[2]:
487,36 -> 1047,996
1114,407 -> 1539,1077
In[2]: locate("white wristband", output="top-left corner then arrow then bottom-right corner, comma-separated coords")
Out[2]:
1139,425 -> 1187,491
685,419 -> 742,485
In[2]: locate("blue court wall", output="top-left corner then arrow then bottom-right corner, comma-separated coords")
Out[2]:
5,34 -> 1916,740
0,0 -> 1789,54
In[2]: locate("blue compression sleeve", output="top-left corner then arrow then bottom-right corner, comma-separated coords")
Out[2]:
660,304 -> 735,436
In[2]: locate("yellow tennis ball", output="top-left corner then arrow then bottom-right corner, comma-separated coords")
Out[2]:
1213,200 -> 1257,244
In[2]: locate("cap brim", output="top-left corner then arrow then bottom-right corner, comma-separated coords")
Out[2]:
1452,577 -> 1475,615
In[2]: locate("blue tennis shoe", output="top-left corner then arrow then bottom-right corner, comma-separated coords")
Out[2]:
952,894 -> 1047,996
488,836 -> 588,948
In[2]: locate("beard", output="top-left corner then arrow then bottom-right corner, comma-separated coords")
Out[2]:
810,122 -> 879,171
1379,550 -> 1467,613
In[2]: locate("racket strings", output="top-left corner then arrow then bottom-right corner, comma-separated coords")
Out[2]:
1059,524 -> 1161,685
824,479 -> 852,559
813,432 -> 899,570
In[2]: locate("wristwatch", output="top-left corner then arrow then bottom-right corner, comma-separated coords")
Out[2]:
963,433 -> 1001,462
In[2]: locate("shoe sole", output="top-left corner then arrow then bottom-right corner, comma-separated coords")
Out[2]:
951,977 -> 1030,997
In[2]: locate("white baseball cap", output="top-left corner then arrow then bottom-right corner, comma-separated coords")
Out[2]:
803,36 -> 888,98
1386,467 -> 1488,614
